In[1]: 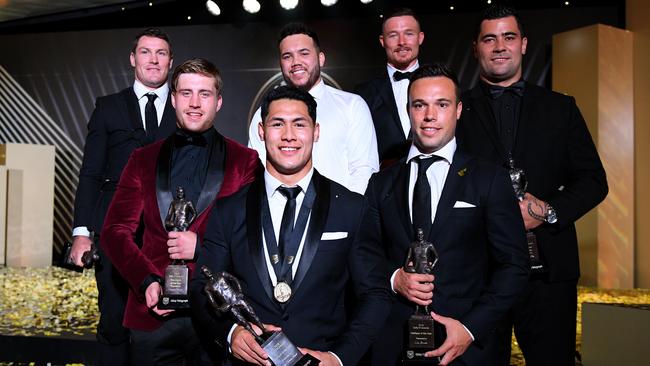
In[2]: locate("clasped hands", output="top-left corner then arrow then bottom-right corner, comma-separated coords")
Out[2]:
394,268 -> 473,365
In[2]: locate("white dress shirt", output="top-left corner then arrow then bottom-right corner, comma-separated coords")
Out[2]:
248,79 -> 379,194
72,81 -> 169,237
227,168 -> 344,365
133,79 -> 170,130
387,61 -> 419,138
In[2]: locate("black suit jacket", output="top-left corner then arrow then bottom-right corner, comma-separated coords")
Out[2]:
190,171 -> 392,366
363,148 -> 529,365
355,73 -> 409,162
73,86 -> 177,233
456,83 -> 608,282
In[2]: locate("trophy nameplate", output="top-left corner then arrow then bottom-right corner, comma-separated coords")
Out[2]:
261,331 -> 320,366
159,264 -> 190,309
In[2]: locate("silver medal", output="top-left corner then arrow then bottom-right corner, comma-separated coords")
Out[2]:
273,281 -> 292,303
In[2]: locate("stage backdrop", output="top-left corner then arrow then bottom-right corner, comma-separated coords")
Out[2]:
0,6 -> 619,259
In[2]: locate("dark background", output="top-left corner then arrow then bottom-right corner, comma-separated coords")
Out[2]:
0,0 -> 623,258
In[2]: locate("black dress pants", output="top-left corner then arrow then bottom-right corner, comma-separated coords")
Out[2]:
95,240 -> 130,366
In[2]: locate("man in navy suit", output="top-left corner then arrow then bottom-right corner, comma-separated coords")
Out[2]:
190,86 -> 392,366
363,64 -> 529,365
456,6 -> 608,365
356,8 -> 424,163
68,28 -> 178,365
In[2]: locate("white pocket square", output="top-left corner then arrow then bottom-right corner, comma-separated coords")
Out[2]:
321,232 -> 348,240
453,201 -> 476,208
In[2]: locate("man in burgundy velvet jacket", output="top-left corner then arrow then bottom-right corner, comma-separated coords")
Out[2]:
101,58 -> 261,365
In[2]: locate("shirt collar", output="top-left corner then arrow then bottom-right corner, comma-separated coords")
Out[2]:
308,78 -> 326,100
386,60 -> 420,81
407,137 -> 456,165
264,168 -> 314,200
133,79 -> 169,102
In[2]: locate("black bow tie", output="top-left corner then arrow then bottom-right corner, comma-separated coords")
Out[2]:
173,131 -> 207,148
393,70 -> 412,82
488,80 -> 525,99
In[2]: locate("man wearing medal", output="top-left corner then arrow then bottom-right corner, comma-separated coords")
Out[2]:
190,86 -> 392,366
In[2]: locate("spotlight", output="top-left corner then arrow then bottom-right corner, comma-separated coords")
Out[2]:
206,0 -> 221,16
565,1 -> 570,5
280,0 -> 299,10
487,0 -> 491,4
321,0 -> 338,6
450,6 -> 454,10
360,0 -> 373,3
243,0 -> 261,13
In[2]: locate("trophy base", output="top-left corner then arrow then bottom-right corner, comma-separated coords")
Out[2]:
260,331 -> 320,366
158,294 -> 190,310
403,314 -> 438,365
526,231 -> 548,274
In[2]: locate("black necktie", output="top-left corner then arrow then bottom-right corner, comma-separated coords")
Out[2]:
277,186 -> 302,267
412,156 -> 439,236
145,93 -> 158,136
393,70 -> 412,82
488,80 -> 525,99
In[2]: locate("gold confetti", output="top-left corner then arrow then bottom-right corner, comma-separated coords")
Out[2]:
457,167 -> 467,176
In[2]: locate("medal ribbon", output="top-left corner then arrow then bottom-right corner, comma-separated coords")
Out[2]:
261,180 -> 315,287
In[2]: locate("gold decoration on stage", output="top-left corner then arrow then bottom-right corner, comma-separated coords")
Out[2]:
0,266 -> 98,337
1,266 -> 649,366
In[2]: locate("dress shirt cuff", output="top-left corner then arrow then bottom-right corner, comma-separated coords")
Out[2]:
227,324 -> 238,353
139,274 -> 163,295
72,227 -> 91,237
390,268 -> 400,294
329,351 -> 343,366
461,323 -> 475,342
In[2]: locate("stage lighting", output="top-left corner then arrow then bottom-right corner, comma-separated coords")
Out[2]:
360,0 -> 373,3
280,0 -> 299,10
206,0 -> 221,16
243,0 -> 261,13
321,0 -> 338,6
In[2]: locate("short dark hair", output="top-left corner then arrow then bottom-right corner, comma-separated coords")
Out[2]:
278,23 -> 321,52
132,27 -> 173,56
475,5 -> 525,40
407,63 -> 461,103
261,86 -> 317,123
171,58 -> 223,95
381,7 -> 420,33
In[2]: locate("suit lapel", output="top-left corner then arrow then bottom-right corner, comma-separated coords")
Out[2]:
121,88 -> 148,145
195,131 -> 225,215
245,179 -> 279,309
429,150 -> 472,241
513,83 -> 538,167
467,87 -> 507,161
157,92 -> 178,140
155,138 -> 174,228
391,161 -> 414,241
378,74 -> 406,139
291,171 -> 330,296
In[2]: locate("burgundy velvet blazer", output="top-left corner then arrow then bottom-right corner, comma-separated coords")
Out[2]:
101,133 -> 261,331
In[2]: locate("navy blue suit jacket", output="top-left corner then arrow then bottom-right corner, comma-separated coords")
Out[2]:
190,171 -> 392,366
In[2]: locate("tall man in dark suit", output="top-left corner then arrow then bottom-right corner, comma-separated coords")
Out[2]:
101,58 -> 261,365
68,28 -> 177,365
356,8 -> 424,163
455,6 -> 608,366
364,64 -> 529,365
191,86 -> 392,366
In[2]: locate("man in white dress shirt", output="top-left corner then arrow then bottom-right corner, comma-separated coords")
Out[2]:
248,22 -> 379,194
356,8 -> 425,163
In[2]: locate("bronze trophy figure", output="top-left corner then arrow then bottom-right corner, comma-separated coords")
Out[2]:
507,156 -> 546,273
201,267 -> 319,366
403,228 -> 439,364
160,186 -> 196,309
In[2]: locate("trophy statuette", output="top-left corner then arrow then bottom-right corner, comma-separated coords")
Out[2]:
201,267 -> 319,366
403,228 -> 440,365
159,186 -> 196,310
